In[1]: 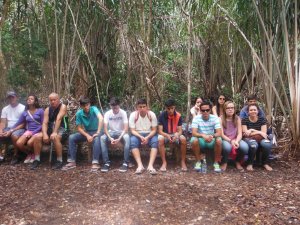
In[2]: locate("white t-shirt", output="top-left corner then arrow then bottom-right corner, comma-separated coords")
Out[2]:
129,111 -> 157,133
1,103 -> 25,128
190,106 -> 201,117
104,109 -> 128,132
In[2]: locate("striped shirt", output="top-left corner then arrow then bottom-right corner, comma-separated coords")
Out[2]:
242,117 -> 266,131
191,115 -> 221,135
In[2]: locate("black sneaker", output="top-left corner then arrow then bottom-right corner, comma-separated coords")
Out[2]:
101,163 -> 110,173
30,160 -> 41,170
119,163 -> 128,172
52,161 -> 63,170
10,156 -> 21,165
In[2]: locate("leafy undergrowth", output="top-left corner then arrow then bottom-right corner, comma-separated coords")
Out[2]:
0,157 -> 299,225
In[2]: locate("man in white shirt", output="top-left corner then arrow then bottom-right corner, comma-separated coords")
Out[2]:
100,97 -> 130,172
0,91 -> 25,163
129,98 -> 158,175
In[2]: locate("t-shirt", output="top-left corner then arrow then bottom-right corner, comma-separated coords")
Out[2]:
76,106 -> 101,131
239,105 -> 266,119
190,106 -> 201,117
1,103 -> 25,128
191,114 -> 221,135
242,117 -> 266,131
104,109 -> 128,132
129,111 -> 157,134
158,111 -> 182,134
13,108 -> 44,135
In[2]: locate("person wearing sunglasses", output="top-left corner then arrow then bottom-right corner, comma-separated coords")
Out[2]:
190,97 -> 203,119
220,101 -> 249,171
212,95 -> 226,117
190,101 -> 222,173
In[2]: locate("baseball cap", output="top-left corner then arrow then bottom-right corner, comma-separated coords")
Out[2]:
6,91 -> 17,98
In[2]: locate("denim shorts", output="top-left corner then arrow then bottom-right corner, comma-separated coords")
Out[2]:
158,134 -> 185,145
0,128 -> 25,144
130,133 -> 158,149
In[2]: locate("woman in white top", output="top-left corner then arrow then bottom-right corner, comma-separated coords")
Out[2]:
190,97 -> 202,119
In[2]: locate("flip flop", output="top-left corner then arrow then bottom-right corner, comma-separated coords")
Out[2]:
148,168 -> 157,175
181,167 -> 188,172
61,163 -> 76,171
159,168 -> 167,172
135,168 -> 144,174
91,164 -> 100,172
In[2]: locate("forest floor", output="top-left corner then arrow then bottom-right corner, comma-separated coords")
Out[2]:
0,152 -> 299,225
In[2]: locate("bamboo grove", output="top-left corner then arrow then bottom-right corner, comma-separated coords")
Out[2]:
0,0 -> 299,152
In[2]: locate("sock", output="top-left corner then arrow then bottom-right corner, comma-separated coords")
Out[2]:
35,155 -> 40,161
57,156 -> 63,162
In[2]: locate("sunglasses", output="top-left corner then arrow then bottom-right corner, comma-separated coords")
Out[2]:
201,109 -> 210,113
219,97 -> 225,100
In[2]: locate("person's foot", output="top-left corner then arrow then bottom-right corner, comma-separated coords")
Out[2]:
159,165 -> 167,172
101,163 -> 110,173
236,162 -> 243,170
62,162 -> 76,171
10,156 -> 21,165
91,163 -> 100,172
135,167 -> 145,174
220,163 -> 227,171
181,161 -> 188,172
119,163 -> 128,172
30,160 -> 41,170
213,163 -> 222,173
52,161 -> 64,170
263,164 -> 273,171
147,167 -> 157,175
246,164 -> 254,171
194,161 -> 202,171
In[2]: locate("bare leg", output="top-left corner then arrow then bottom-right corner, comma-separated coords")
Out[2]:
214,138 -> 222,163
192,138 -> 203,161
158,138 -> 167,170
180,136 -> 187,170
147,148 -> 157,170
132,148 -> 144,170
16,136 -> 30,153
53,135 -> 63,161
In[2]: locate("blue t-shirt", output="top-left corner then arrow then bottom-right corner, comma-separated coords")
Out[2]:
191,114 -> 221,135
76,106 -> 100,131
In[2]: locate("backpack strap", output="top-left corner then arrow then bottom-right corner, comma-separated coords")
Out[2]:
134,111 -> 152,123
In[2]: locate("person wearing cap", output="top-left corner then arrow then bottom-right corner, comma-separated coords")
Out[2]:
100,97 -> 130,172
62,97 -> 103,171
0,91 -> 25,163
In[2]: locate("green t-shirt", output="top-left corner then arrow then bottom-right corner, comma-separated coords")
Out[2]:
75,106 -> 100,131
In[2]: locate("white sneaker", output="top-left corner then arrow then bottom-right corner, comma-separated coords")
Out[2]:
24,154 -> 32,164
29,154 -> 35,163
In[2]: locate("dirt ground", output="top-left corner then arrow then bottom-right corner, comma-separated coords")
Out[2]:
0,154 -> 299,225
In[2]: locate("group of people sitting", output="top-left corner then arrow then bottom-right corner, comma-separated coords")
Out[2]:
0,91 -> 273,174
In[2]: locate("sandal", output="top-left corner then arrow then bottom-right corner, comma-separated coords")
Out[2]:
181,167 -> 188,172
135,167 -> 144,174
61,162 -> 76,171
159,167 -> 167,172
91,164 -> 100,172
148,168 -> 157,175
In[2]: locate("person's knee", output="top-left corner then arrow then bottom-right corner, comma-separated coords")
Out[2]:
158,138 -> 165,147
191,138 -> 199,147
215,137 -> 222,146
180,136 -> 186,145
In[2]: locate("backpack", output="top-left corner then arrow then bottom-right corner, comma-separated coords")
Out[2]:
134,111 -> 152,123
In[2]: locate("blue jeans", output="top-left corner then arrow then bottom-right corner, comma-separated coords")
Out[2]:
100,132 -> 130,164
244,138 -> 272,165
221,140 -> 249,163
130,133 -> 158,149
67,131 -> 101,164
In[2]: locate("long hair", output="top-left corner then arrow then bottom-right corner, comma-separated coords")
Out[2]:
221,101 -> 238,129
25,95 -> 40,110
216,95 -> 225,116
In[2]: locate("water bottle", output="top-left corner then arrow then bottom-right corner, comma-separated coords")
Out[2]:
201,159 -> 207,173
